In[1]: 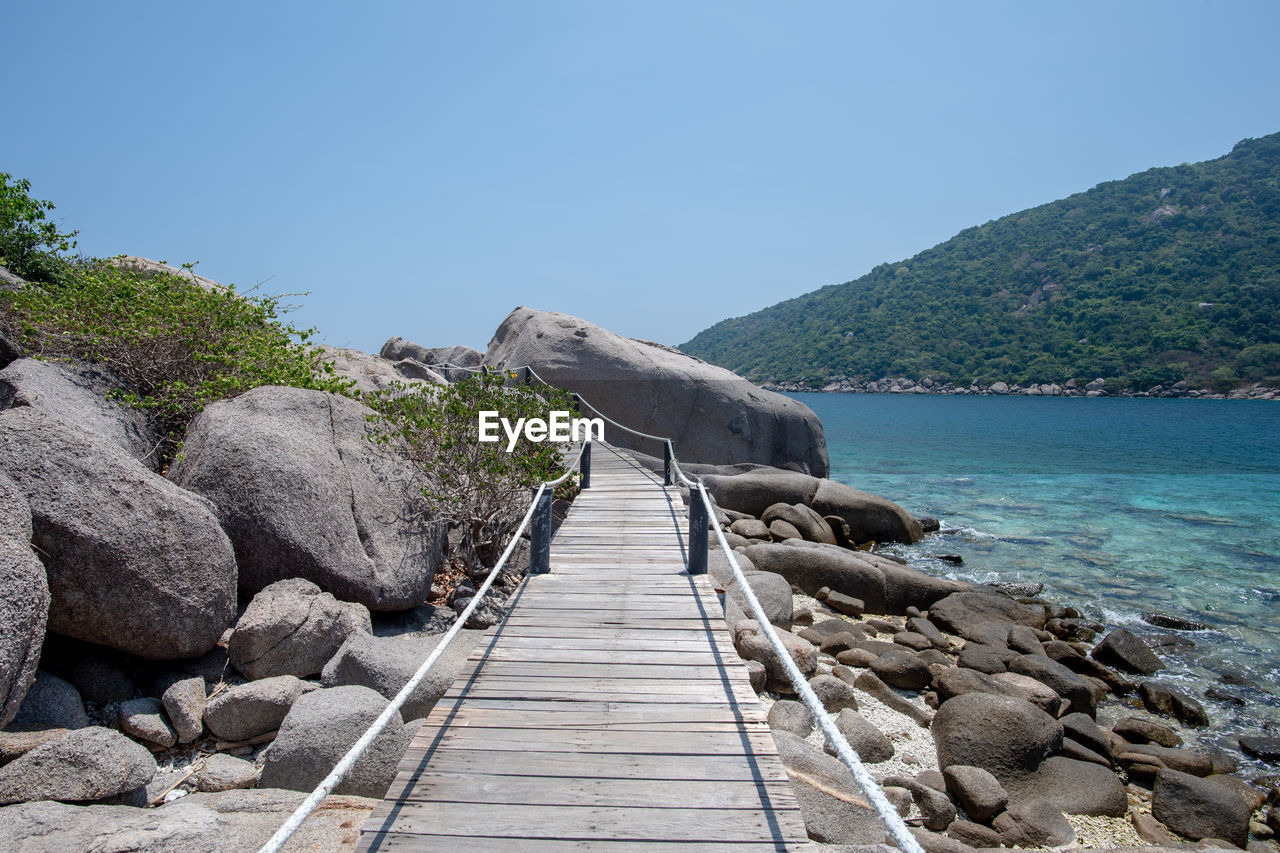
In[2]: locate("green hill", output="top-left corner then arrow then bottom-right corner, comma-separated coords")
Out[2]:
681,133 -> 1280,391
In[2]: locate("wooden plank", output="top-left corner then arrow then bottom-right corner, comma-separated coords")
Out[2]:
361,801 -> 803,842
389,748 -> 793,783
359,831 -> 798,852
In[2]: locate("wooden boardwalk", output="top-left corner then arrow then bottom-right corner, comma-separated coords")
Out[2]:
357,442 -> 808,851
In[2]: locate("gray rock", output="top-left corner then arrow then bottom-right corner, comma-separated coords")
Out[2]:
943,764 -> 1008,822
0,408 -> 236,659
64,650 -> 135,705
314,344 -> 438,395
486,308 -> 829,475
990,671 -> 1064,716
169,385 -> 444,610
1092,627 -> 1164,674
203,675 -> 314,743
871,649 -> 932,690
768,699 -> 815,737
1240,736 -> 1280,762
809,674 -> 860,713
827,708 -> 894,764
908,616 -> 948,649
768,518 -> 802,541
1006,625 -> 1046,655
0,726 -> 156,805
1061,711 -> 1112,758
772,730 -> 886,844
1005,755 -> 1128,816
0,357 -> 162,468
912,781 -> 958,830
743,542 -> 965,613
932,693 -> 1062,783
117,697 -> 177,750
825,590 -> 865,617
259,685 -> 409,798
850,670 -> 934,727
893,631 -> 934,651
1138,680 -> 1210,726
947,820 -> 1001,848
729,517 -> 770,540
320,629 -> 484,721
11,671 -> 88,730
196,754 -> 259,792
936,666 -> 1052,708
723,569 -> 793,630
702,467 -> 821,517
993,800 -> 1075,847
0,787 -> 376,852
1114,716 -> 1182,747
1121,743 -> 1213,776
956,643 -> 1019,673
1153,768 -> 1251,847
733,623 -> 817,693
162,677 -> 206,744
0,471 -> 46,728
908,827 -> 975,853
381,337 -> 484,382
229,578 -> 371,681
928,591 -> 1046,642
762,502 -> 836,545
1008,653 -> 1095,716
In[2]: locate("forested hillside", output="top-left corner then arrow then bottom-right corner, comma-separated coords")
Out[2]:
681,133 -> 1280,391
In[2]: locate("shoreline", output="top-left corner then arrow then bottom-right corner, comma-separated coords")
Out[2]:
764,378 -> 1280,400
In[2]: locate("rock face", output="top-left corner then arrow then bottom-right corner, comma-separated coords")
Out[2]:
228,578 -> 372,680
0,727 -> 156,805
705,469 -> 923,544
0,408 -> 237,660
169,385 -> 443,610
315,345 -> 442,394
259,685 -> 410,798
381,338 -> 484,378
485,308 -> 828,476
0,472 -> 47,728
0,358 -> 162,468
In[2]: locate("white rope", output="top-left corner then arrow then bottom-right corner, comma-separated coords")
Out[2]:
257,479 -> 552,853
693,483 -> 925,853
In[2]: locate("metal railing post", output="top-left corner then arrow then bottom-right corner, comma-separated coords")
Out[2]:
663,441 -> 673,486
580,441 -> 591,489
530,487 -> 553,574
688,486 -> 708,575
523,366 -> 531,385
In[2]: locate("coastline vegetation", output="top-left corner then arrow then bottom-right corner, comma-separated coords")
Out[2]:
681,133 -> 1280,391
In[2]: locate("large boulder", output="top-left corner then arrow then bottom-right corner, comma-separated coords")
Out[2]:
168,385 -> 443,610
202,676 -> 315,743
258,685 -> 410,798
0,472 -> 47,728
932,692 -> 1062,783
927,591 -> 1047,642
723,570 -> 794,630
742,542 -> 965,613
0,358 -> 163,469
320,629 -> 485,721
314,345 -> 441,394
0,727 -> 156,805
485,307 -> 828,476
228,578 -> 371,681
0,788 -> 376,852
1153,768 -> 1251,847
10,671 -> 88,731
381,337 -> 484,383
0,408 -> 237,659
811,478 -> 925,544
1091,627 -> 1164,674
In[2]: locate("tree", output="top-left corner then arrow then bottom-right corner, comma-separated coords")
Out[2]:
0,173 -> 77,283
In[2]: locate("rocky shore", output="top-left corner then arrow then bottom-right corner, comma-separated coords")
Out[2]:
702,474 -> 1280,851
764,376 -> 1280,400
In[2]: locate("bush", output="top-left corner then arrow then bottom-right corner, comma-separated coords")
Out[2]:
1,258 -> 354,459
0,172 -> 76,284
365,370 -> 577,570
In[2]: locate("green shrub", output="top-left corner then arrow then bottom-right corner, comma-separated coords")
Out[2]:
365,370 -> 576,570
0,172 -> 76,284
1,258 -> 354,459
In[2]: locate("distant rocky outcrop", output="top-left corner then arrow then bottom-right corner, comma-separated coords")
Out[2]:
316,345 -> 443,394
485,307 -> 829,476
168,385 -> 443,610
381,337 -> 482,383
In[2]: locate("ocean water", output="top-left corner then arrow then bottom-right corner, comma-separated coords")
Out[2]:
787,392 -> 1280,766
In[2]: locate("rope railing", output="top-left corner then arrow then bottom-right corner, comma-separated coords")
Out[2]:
256,442 -> 587,853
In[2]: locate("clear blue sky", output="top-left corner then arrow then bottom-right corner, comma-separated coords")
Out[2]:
6,1 -> 1279,355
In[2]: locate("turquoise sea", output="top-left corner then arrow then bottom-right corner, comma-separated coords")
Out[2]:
787,392 -> 1280,766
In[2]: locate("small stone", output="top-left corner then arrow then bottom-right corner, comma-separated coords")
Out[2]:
943,765 -> 1008,823
1092,628 -> 1164,675
161,677 -> 206,744
1131,811 -> 1176,844
808,674 -> 859,714
1153,768 -> 1251,848
993,800 -> 1075,847
117,697 -> 177,750
1240,736 -> 1280,761
767,699 -> 815,738
195,753 -> 259,792
870,649 -> 932,690
947,820 -> 1000,848
826,708 -> 894,764
824,590 -> 864,617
